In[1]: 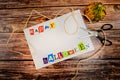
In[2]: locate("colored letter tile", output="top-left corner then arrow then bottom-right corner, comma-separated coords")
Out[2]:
38,26 -> 44,32
62,51 -> 69,57
48,53 -> 54,62
54,55 -> 57,60
43,58 -> 48,64
57,52 -> 63,59
29,29 -> 34,35
45,25 -> 49,30
50,22 -> 55,29
68,50 -> 75,55
78,42 -> 86,51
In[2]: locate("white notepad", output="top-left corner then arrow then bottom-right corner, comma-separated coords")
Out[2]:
24,10 -> 94,69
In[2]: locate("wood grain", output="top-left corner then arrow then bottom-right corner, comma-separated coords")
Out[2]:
0,5 -> 119,34
0,60 -> 120,80
0,0 -> 120,9
0,0 -> 120,80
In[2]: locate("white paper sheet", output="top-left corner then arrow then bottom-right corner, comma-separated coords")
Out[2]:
24,10 -> 94,69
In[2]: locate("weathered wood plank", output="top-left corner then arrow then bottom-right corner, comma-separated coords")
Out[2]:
0,5 -> 120,33
0,1 -> 119,80
0,23 -> 120,33
0,60 -> 120,80
0,0 -> 120,9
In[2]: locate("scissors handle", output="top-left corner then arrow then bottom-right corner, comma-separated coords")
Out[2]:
96,36 -> 112,46
101,24 -> 113,30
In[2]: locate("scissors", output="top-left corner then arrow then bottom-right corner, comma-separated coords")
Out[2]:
87,24 -> 113,46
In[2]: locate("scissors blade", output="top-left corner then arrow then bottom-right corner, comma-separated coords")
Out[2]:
87,30 -> 98,37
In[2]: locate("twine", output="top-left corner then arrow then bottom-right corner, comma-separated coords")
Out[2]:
6,8 -> 106,80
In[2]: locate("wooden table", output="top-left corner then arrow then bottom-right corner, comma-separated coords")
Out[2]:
0,0 -> 120,80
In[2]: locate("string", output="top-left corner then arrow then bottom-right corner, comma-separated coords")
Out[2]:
54,7 -> 74,18
71,29 -> 106,80
69,15 -> 107,80
6,25 -> 27,56
54,7 -> 79,35
23,10 -> 52,29
6,8 -> 79,56
6,8 -> 107,80
6,10 -> 51,56
55,8 -> 106,80
55,7 -> 94,35
53,7 -> 107,80
64,12 -> 79,35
